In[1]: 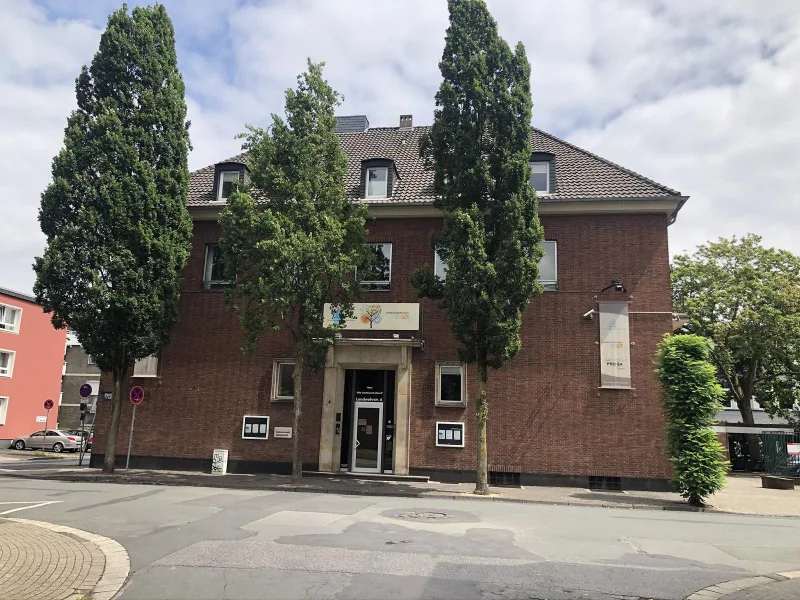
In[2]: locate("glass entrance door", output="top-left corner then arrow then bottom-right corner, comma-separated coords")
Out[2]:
352,402 -> 383,473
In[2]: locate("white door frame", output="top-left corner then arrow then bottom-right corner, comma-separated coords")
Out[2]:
351,401 -> 383,474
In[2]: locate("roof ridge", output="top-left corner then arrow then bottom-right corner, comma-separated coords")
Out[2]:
531,126 -> 681,196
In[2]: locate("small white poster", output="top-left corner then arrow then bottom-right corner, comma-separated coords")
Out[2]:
259,424 -> 266,434
454,430 -> 461,441
445,430 -> 453,440
438,430 -> 445,439
244,424 -> 251,434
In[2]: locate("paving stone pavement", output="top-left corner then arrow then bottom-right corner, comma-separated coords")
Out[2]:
721,578 -> 800,599
0,517 -> 129,600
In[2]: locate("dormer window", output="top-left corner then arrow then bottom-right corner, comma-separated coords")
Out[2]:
218,171 -> 240,201
366,167 -> 388,199
530,162 -> 550,194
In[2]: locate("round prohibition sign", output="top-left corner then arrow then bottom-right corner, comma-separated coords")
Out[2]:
43,399 -> 54,410
129,386 -> 144,405
79,383 -> 93,398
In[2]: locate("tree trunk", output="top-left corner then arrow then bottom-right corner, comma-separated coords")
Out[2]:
739,395 -> 762,471
292,353 -> 304,483
102,367 -> 123,474
474,361 -> 489,495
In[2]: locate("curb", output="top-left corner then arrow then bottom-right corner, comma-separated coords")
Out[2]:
8,517 -> 130,600
686,571 -> 800,599
2,470 -> 799,519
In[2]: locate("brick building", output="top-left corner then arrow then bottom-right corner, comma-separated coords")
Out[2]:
0,287 -> 67,446
91,115 -> 687,490
58,338 -> 101,430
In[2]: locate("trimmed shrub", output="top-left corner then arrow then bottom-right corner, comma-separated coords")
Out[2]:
655,334 -> 729,506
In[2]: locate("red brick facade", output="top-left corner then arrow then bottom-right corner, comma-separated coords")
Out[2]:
92,211 -> 674,487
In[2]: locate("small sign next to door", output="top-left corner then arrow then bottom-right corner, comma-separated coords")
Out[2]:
436,422 -> 465,448
274,427 -> 292,439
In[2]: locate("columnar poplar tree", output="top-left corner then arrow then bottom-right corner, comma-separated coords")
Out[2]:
219,61 -> 372,483
412,0 -> 544,494
655,335 -> 729,506
34,4 -> 192,474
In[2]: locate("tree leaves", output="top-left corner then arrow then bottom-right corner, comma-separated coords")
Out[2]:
34,4 -> 191,375
655,335 -> 729,506
672,234 -> 800,422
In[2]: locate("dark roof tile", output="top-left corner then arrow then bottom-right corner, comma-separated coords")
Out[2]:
187,126 -> 680,207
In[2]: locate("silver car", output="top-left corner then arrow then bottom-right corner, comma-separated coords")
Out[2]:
11,430 -> 81,453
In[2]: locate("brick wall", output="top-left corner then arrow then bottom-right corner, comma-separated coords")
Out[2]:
93,212 -> 673,482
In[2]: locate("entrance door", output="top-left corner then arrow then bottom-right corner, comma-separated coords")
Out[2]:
352,402 -> 383,473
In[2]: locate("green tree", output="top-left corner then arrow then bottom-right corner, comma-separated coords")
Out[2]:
655,334 -> 729,506
672,235 -> 800,427
34,4 -> 192,474
412,0 -> 544,494
219,61 -> 372,483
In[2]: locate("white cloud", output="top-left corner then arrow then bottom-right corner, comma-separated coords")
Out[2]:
1,0 -> 799,293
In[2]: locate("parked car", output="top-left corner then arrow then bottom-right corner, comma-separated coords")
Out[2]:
11,430 -> 81,453
64,429 -> 92,450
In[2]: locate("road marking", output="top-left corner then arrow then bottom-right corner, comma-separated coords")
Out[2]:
0,501 -> 62,515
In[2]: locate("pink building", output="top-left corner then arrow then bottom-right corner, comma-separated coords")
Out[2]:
0,287 -> 67,446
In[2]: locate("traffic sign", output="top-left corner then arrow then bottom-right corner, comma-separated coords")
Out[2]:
43,399 -> 54,410
79,383 -> 93,398
130,386 -> 144,405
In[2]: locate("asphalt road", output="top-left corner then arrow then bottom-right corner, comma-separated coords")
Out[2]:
1,477 -> 799,600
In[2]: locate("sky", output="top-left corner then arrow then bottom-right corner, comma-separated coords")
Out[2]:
1,0 -> 799,294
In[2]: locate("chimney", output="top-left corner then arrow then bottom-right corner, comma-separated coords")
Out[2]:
399,114 -> 413,130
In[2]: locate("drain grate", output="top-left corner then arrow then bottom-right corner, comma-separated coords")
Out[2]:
397,511 -> 450,520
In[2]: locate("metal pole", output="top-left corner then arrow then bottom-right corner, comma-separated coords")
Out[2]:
125,404 -> 136,473
78,410 -> 85,466
43,409 -> 49,453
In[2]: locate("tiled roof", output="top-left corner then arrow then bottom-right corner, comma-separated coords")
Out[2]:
187,126 -> 681,207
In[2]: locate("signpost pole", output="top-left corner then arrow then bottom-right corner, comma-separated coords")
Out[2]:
125,404 -> 136,473
43,408 -> 49,453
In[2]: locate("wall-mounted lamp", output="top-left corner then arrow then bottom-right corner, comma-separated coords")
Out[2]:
599,280 -> 627,293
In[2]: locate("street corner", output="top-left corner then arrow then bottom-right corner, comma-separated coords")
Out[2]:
0,515 -> 130,600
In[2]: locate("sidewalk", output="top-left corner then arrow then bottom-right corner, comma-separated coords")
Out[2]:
687,571 -> 800,600
0,517 -> 129,600
2,465 -> 798,517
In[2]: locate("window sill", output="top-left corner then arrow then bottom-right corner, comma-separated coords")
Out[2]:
435,402 -> 466,409
132,374 -> 158,379
272,397 -> 294,403
598,386 -> 635,391
0,329 -> 19,335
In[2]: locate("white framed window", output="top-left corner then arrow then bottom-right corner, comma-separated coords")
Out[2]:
436,363 -> 465,407
87,355 -> 94,365
360,243 -> 392,290
217,171 -> 240,201
434,250 -> 448,280
133,355 -> 158,378
0,396 -> 8,425
272,360 -> 295,402
530,161 -> 550,194
203,244 -> 229,289
365,167 -> 388,199
0,349 -> 15,378
538,241 -> 557,289
0,304 -> 21,334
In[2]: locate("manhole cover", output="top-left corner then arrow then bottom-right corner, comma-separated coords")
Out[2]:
397,511 -> 450,520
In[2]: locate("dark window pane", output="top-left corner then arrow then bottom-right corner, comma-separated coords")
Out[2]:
440,367 -> 462,403
361,244 -> 391,289
278,363 -> 295,398
530,171 -> 548,192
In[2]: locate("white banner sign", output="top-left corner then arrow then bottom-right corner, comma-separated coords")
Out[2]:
599,302 -> 631,389
323,303 -> 420,331
788,443 -> 800,456
36,416 -> 47,423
